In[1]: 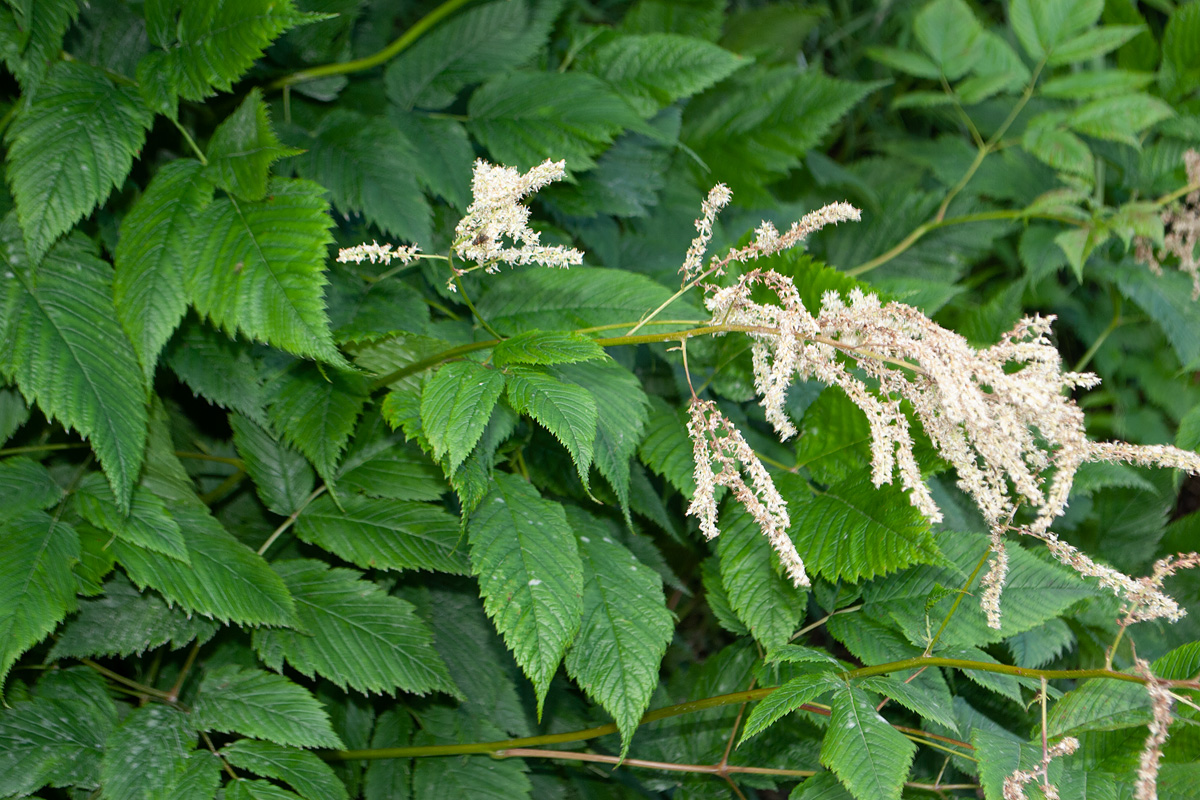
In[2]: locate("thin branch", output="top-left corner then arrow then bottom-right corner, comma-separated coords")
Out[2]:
257,485 -> 328,556
493,748 -> 817,778
81,659 -> 173,701
267,0 -> 478,89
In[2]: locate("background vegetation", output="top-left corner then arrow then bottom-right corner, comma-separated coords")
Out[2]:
1,0 -> 1199,798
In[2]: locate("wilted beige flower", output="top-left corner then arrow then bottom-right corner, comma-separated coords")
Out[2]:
453,159 -> 584,276
1135,148 -> 1200,300
1133,658 -> 1177,800
687,398 -> 808,588
1001,736 -> 1079,800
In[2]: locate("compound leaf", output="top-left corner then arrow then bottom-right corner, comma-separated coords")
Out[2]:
113,159 -> 213,382
820,682 -> 917,800
563,509 -> 673,756
222,740 -> 348,800
186,177 -> 347,367
4,60 -> 152,261
468,473 -> 583,715
503,366 -> 597,487
420,360 -> 505,472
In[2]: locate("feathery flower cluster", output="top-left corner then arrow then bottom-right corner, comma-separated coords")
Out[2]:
1135,149 -> 1200,300
1134,658 -> 1176,800
452,159 -> 584,278
336,240 -> 421,266
686,398 -> 809,588
679,183 -> 1200,632
1001,737 -> 1079,800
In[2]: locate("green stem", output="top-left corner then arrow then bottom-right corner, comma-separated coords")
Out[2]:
1073,293 -> 1122,373
454,273 -> 502,339
267,0 -> 478,89
0,442 -> 89,456
924,546 -> 990,656
371,323 -> 930,389
847,208 -> 1082,277
171,118 -> 207,166
257,485 -> 328,556
324,655 -> 1170,762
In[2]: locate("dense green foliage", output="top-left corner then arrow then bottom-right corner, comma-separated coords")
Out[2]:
1,0 -> 1199,798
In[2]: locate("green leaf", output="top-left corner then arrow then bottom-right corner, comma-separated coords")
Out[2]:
283,108 -> 431,244
468,473 -> 584,714
170,740 -> 244,798
336,436 -> 446,503
113,159 -> 213,382
913,0 -> 984,80
222,740 -> 349,800
166,318 -> 271,426
410,708 -> 532,800
363,709 -> 413,800
1105,262 -> 1200,369
796,388 -> 871,484
73,473 -> 188,563
4,60 -> 152,261
99,705 -> 192,800
478,266 -> 698,334
1047,25 -> 1145,65
415,583 -> 533,738
820,683 -> 918,800
865,47 -> 940,79
384,0 -> 561,111
855,675 -> 960,732
295,495 -> 469,575
136,0 -> 309,110
1009,0 -> 1104,60
0,669 -> 116,795
785,474 -> 941,584
186,177 -> 347,367
205,88 -> 300,202
718,506 -> 808,652
553,360 -> 650,519
638,396 -> 697,497
1022,113 -> 1094,176
792,771 -> 857,800
0,511 -> 80,688
1005,617 -> 1076,668
1162,2 -> 1200,98
492,331 -> 607,367
265,361 -> 370,481
1046,678 -> 1150,738
0,456 -> 63,519
1068,93 -> 1174,147
577,33 -> 746,116
0,0 -> 79,91
231,413 -> 316,517
226,779 -> 306,800
0,388 -> 30,445
49,573 -> 218,660
563,508 -> 673,756
740,670 -> 840,745
468,71 -> 649,172
503,366 -> 597,487
1055,226 -> 1109,281
191,666 -> 344,750
253,559 -> 458,697
420,360 -> 505,472
113,504 -> 296,627
683,65 -> 880,202
1040,70 -> 1155,99
702,555 -> 750,636
0,224 -> 148,510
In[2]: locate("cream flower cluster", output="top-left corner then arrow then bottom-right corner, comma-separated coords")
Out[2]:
453,158 -> 584,274
336,240 -> 421,265
1001,736 -> 1079,800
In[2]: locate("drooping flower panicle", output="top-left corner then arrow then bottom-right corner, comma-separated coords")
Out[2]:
679,182 -> 1200,638
1135,149 -> 1200,300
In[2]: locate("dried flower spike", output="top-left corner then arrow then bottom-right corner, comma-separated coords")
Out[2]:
1001,737 -> 1079,800
1135,148 -> 1200,300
